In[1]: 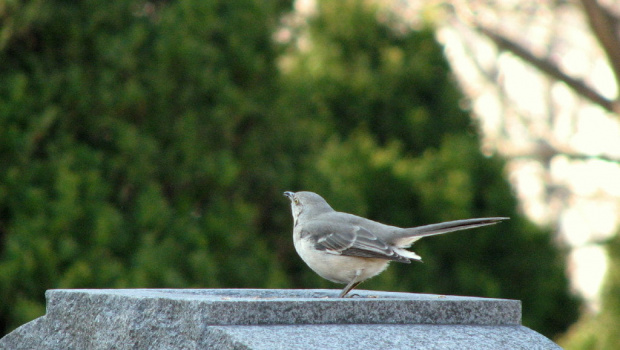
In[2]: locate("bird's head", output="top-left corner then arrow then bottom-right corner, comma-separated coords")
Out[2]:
284,191 -> 334,224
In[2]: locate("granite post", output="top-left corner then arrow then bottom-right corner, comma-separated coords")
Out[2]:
0,289 -> 561,349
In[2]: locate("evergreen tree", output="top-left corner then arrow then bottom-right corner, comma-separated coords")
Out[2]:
0,0 -> 292,333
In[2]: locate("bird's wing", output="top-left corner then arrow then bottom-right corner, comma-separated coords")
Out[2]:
306,222 -> 411,263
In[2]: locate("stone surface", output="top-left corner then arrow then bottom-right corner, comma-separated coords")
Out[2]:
0,289 -> 561,350
208,324 -> 559,350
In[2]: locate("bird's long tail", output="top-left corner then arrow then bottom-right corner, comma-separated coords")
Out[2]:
395,217 -> 509,246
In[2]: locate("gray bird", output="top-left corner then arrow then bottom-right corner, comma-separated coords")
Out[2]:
284,191 -> 509,297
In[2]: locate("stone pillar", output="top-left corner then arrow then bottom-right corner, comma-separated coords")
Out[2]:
0,289 -> 561,349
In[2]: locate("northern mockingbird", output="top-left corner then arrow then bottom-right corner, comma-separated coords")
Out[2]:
284,191 -> 509,297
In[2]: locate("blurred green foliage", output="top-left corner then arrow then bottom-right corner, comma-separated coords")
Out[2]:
1,0 -> 579,339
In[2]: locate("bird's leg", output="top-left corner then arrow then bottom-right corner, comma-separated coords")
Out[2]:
339,281 -> 361,298
339,270 -> 362,298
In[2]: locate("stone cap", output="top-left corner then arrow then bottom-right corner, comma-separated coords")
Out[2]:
45,289 -> 521,326
2,289 -> 563,350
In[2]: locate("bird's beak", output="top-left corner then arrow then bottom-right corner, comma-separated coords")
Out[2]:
283,191 -> 294,200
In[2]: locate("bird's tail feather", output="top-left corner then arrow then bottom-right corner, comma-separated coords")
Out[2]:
395,217 -> 509,246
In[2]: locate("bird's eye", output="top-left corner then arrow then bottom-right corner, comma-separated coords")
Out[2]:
294,198 -> 300,205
